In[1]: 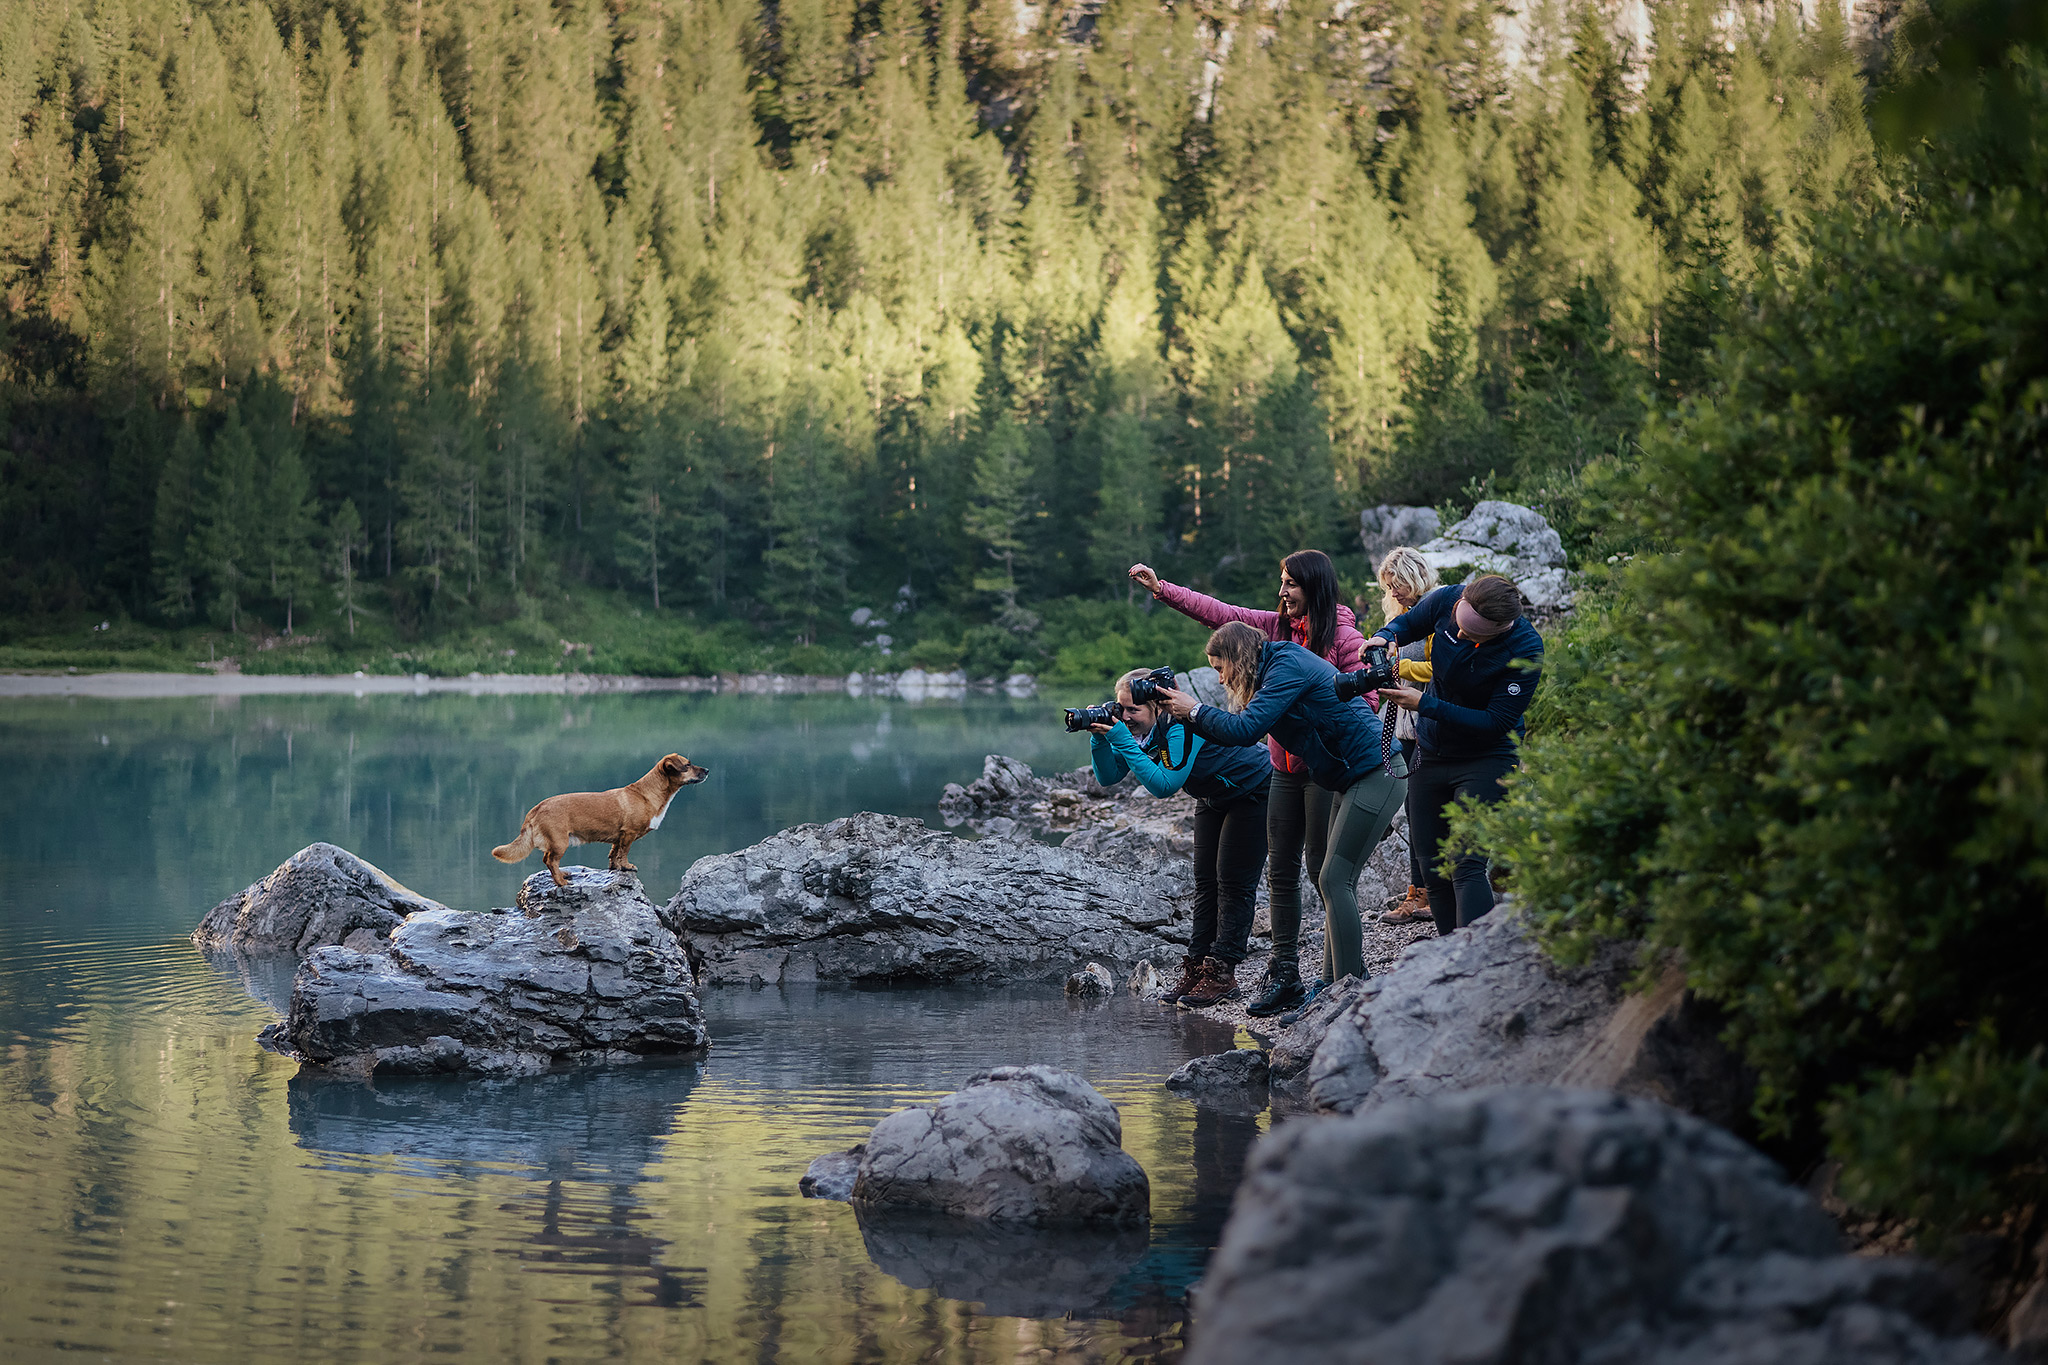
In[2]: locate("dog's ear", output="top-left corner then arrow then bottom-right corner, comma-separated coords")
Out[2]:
660,754 -> 685,777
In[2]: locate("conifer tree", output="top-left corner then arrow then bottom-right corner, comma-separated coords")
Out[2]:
191,410 -> 261,632
964,416 -> 1033,609
151,419 -> 203,619
327,497 -> 366,636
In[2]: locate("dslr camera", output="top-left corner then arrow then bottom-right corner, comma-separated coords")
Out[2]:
1063,700 -> 1125,733
1332,646 -> 1401,703
1061,666 -> 1177,732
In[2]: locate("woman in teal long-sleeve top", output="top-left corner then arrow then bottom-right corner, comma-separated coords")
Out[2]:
1086,669 -> 1271,1008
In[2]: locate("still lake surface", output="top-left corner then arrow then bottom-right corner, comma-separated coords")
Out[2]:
0,689 -> 1264,1363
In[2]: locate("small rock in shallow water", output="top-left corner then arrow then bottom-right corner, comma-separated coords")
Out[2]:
1127,960 -> 1163,999
1166,1049 -> 1269,1093
1065,963 -> 1113,997
852,1065 -> 1149,1227
800,1145 -> 864,1201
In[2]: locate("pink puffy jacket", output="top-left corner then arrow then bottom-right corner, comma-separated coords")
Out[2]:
1153,580 -> 1366,774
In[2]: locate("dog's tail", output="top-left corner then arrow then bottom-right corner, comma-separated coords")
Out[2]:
491,825 -> 536,863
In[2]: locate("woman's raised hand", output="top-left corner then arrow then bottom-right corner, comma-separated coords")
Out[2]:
1127,563 -> 1162,595
1156,684 -> 1200,720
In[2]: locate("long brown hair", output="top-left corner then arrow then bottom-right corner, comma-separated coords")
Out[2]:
1280,549 -> 1340,659
1206,621 -> 1266,708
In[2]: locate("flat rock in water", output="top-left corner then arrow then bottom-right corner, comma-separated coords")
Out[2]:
1166,1049 -> 1270,1093
193,842 -> 447,958
850,1065 -> 1150,1227
665,812 -> 1190,986
262,866 -> 707,1077
1189,1087 -> 1999,1365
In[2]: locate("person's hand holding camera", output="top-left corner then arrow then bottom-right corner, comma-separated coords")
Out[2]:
1154,684 -> 1200,720
1127,563 -> 1162,595
1378,684 -> 1424,711
1087,719 -> 1118,735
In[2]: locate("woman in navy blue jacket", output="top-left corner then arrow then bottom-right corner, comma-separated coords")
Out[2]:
1157,621 -> 1402,992
1365,573 -> 1543,934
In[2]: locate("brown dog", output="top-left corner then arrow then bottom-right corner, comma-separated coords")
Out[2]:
492,753 -> 709,886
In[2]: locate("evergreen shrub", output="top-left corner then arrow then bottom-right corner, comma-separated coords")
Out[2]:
1460,56 -> 2048,1237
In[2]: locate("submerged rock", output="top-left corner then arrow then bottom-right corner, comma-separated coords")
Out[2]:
800,1145 -> 864,1201
1189,1087 -> 1999,1365
849,1065 -> 1150,1227
1065,963 -> 1114,997
263,867 -> 707,1077
856,1209 -> 1149,1319
665,811 -> 1191,986
193,842 -> 447,958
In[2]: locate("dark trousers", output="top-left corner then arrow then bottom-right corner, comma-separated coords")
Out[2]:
1264,769 -> 1332,969
1408,751 -> 1515,935
1189,792 -> 1269,965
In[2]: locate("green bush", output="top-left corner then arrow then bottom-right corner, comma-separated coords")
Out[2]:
899,635 -> 963,670
1459,53 -> 2048,1238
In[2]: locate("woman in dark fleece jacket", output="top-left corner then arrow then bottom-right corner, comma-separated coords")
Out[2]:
1156,621 -> 1402,994
1366,573 -> 1543,935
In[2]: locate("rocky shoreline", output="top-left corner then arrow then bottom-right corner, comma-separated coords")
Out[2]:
0,666 -> 1044,700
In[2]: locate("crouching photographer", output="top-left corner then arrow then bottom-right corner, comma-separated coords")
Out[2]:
1359,574 -> 1542,936
1072,668 -> 1273,1009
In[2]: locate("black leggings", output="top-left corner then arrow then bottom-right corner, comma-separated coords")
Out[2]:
1188,792 -> 1269,964
1407,751 -> 1515,935
1264,768 -> 1332,970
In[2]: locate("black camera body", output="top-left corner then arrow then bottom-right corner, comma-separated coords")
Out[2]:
1332,646 -> 1401,703
1063,700 -> 1125,733
1125,666 -> 1177,704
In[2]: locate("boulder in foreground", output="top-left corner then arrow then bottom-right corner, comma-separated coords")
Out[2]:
665,812 -> 1190,986
1190,1087 -> 1999,1365
849,1065 -> 1150,1227
194,842 -> 446,957
262,867 -> 707,1076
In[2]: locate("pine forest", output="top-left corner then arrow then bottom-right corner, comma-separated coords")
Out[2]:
0,0 -> 1884,675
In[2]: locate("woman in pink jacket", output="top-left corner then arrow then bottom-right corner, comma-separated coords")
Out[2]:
1127,549 -> 1364,1015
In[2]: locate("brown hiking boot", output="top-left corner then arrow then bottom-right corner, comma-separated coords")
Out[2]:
1383,885 -> 1432,924
1161,956 -> 1206,1005
1179,958 -> 1241,1009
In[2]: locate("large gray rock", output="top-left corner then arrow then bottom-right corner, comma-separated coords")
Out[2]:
849,1065 -> 1150,1227
1414,499 -> 1577,612
262,867 -> 707,1077
1360,504 -> 1444,569
665,811 -> 1192,986
1167,1049 -> 1270,1097
1262,907 -> 1751,1132
1190,1087 -> 2000,1365
193,842 -> 446,957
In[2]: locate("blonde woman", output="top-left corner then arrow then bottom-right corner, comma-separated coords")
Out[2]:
1373,547 -> 1439,924
1157,621 -> 1403,998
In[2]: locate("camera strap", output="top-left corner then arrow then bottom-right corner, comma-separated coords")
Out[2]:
1154,718 -> 1198,773
1379,700 -> 1409,780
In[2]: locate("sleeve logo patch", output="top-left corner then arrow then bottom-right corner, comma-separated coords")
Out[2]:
1507,683 -> 1522,695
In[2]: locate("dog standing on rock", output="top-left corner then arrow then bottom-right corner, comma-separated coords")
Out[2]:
492,754 -> 709,886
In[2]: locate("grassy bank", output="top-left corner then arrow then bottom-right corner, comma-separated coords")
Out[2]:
0,587 -> 1222,686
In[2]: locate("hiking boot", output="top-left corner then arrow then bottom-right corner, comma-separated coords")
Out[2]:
1382,885 -> 1432,924
1274,978 -> 1330,1028
1161,956 -> 1206,1005
1245,960 -> 1305,1017
1179,958 -> 1241,1010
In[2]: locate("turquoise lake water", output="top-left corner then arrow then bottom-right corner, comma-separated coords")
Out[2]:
0,689 -> 1260,1362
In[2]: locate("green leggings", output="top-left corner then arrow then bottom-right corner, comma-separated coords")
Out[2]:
1315,766 -> 1407,982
